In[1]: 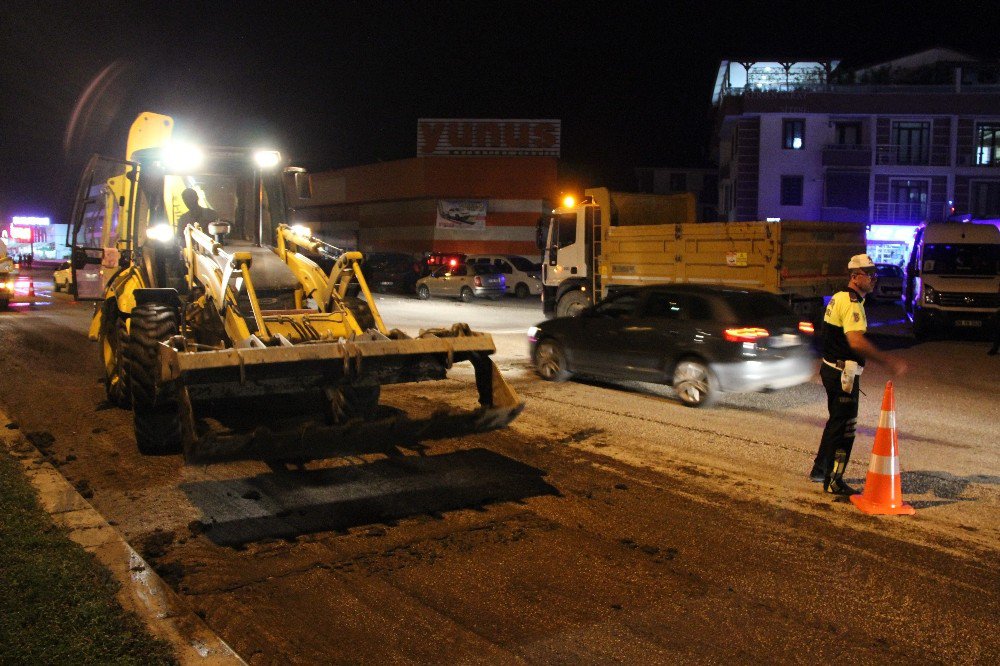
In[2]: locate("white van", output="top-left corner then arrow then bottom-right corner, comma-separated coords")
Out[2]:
904,222 -> 1000,339
466,255 -> 543,298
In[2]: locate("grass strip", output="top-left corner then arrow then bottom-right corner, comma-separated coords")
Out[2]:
0,446 -> 176,664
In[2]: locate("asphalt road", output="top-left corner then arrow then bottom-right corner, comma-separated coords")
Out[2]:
0,276 -> 996,664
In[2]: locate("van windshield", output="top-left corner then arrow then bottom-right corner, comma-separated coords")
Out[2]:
922,244 -> 1000,276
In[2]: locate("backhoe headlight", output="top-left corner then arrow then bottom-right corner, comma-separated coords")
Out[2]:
290,224 -> 311,237
146,223 -> 175,243
254,150 -> 281,168
163,142 -> 204,172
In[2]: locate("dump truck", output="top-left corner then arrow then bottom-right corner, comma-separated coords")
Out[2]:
540,188 -> 866,320
71,111 -> 523,463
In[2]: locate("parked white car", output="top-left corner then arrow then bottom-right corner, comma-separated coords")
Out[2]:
467,255 -> 542,298
53,261 -> 74,293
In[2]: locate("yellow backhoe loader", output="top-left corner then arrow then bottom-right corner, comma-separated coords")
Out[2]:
71,112 -> 522,463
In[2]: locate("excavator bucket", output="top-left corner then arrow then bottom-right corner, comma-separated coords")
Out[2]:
159,327 -> 524,464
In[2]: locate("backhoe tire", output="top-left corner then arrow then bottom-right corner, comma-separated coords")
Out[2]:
556,290 -> 590,318
126,303 -> 183,455
100,300 -> 130,408
134,405 -> 184,456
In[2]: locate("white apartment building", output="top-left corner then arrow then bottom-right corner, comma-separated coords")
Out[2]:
713,49 -> 1000,264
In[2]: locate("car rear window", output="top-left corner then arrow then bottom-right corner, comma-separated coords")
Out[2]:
720,292 -> 793,321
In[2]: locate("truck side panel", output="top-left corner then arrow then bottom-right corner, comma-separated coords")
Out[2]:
602,220 -> 866,302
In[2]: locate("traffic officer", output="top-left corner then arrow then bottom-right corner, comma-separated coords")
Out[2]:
810,254 -> 908,495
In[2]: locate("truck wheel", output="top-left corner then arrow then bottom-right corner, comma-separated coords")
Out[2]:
556,290 -> 589,317
126,303 -> 182,455
534,338 -> 571,382
99,300 -> 131,408
672,359 -> 719,408
460,287 -> 474,303
515,283 -> 530,299
417,284 -> 430,300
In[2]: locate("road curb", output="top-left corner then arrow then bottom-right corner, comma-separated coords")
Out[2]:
0,411 -> 245,665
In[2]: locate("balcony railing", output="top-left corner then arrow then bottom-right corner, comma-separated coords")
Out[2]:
875,144 -> 930,166
721,83 -> 1000,97
873,203 -> 928,223
822,144 -> 872,167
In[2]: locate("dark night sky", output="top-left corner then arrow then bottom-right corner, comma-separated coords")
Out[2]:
0,0 -> 991,221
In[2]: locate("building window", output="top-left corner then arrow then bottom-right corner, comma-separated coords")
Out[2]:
975,123 -> 1000,166
891,121 -> 930,165
835,122 -> 862,146
783,119 -> 805,150
780,176 -> 804,206
669,173 -> 688,191
889,179 -> 928,222
971,181 -> 1000,217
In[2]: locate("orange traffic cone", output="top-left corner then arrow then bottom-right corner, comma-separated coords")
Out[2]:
850,381 -> 915,515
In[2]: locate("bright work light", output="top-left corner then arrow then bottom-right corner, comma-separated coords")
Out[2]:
562,195 -> 576,208
146,223 -> 175,242
163,142 -> 204,172
290,224 -> 312,237
254,150 -> 281,168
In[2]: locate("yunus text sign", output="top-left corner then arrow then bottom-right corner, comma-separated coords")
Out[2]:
418,119 -> 560,157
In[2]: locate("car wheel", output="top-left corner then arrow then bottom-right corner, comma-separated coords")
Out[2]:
534,338 -> 571,382
417,285 -> 430,300
460,287 -> 474,303
556,290 -> 590,317
515,283 -> 530,299
672,359 -> 719,408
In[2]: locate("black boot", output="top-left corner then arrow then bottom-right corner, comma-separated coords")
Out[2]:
809,462 -> 825,483
824,449 -> 857,496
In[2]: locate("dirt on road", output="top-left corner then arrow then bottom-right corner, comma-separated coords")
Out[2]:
0,301 -> 996,664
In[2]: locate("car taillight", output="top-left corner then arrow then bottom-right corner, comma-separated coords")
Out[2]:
474,276 -> 482,287
723,327 -> 769,343
798,321 -> 815,334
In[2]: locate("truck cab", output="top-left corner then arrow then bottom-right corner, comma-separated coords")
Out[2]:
904,222 -> 1000,339
540,196 -> 599,317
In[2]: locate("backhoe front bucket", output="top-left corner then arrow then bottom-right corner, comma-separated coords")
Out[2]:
158,330 -> 524,463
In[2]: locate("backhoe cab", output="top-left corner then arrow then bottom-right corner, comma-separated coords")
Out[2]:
72,112 -> 522,462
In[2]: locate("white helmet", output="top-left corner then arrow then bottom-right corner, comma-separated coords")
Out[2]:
847,254 -> 876,271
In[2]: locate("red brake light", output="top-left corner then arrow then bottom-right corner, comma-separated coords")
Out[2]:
723,327 -> 769,343
449,258 -> 457,267
798,321 -> 815,334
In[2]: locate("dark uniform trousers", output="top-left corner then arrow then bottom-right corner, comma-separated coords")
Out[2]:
814,362 -> 860,476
